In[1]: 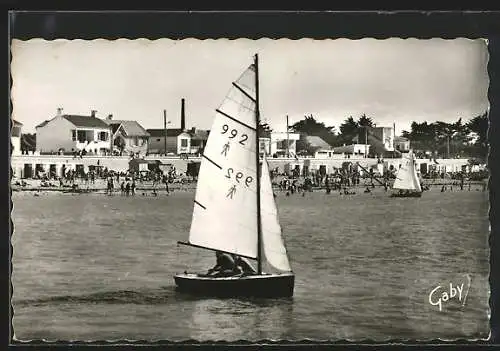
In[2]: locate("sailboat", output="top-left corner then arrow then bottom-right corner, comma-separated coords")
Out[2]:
390,149 -> 423,198
173,54 -> 295,298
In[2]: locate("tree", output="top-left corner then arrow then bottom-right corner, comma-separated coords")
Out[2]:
290,114 -> 338,150
258,121 -> 273,138
466,112 -> 488,159
401,114 -> 487,159
114,136 -> 126,155
291,114 -> 330,135
20,133 -> 36,154
338,116 -> 359,144
358,114 -> 374,127
295,132 -> 316,156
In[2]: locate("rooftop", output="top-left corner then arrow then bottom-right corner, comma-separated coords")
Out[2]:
63,115 -> 110,129
147,128 -> 189,138
395,136 -> 409,142
107,120 -> 150,137
305,135 -> 331,149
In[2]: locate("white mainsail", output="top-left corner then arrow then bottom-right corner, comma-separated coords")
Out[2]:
260,153 -> 292,272
188,64 -> 259,259
392,150 -> 422,192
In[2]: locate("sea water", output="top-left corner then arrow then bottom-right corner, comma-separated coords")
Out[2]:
11,187 -> 490,341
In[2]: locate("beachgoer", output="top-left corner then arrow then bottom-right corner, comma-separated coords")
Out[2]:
207,251 -> 237,277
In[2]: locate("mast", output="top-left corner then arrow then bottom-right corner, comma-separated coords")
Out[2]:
254,53 -> 263,275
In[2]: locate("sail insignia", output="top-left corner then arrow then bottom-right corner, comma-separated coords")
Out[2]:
187,64 -> 259,259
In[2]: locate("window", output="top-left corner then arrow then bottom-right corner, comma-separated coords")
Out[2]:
181,139 -> 188,147
77,131 -> 86,143
71,130 -> 77,141
98,132 -> 108,141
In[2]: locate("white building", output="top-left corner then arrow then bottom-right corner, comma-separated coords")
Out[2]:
394,136 -> 411,152
315,144 -> 371,158
11,119 -> 22,156
270,132 -> 300,157
35,109 -> 112,155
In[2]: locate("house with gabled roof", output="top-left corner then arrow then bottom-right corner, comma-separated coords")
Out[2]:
104,115 -> 150,157
35,108 -> 112,155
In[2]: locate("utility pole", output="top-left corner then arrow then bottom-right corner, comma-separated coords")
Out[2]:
163,110 -> 167,156
286,115 -> 290,158
393,122 -> 396,155
364,127 -> 368,158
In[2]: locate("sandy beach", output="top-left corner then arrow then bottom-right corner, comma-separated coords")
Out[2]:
10,178 -> 197,194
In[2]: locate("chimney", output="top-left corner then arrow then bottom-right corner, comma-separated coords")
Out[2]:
106,114 -> 113,121
91,110 -> 97,118
56,107 -> 63,117
181,98 -> 186,131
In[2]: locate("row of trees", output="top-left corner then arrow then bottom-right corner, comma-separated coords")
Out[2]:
260,112 -> 488,160
400,112 -> 488,160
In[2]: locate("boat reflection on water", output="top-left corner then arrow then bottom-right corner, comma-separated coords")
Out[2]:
183,295 -> 295,341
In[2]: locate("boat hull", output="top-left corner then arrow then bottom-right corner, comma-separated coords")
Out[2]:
390,192 -> 422,198
174,272 -> 295,298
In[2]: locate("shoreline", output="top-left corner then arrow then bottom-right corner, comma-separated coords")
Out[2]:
10,179 -> 485,194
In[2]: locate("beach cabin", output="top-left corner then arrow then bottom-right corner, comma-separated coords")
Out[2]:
129,159 -> 158,173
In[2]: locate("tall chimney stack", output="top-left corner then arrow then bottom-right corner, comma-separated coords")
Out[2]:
181,98 -> 186,131
56,107 -> 63,117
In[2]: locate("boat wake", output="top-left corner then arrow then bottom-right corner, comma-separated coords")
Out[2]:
13,287 -> 185,307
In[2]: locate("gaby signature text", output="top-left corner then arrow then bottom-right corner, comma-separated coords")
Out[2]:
428,276 -> 471,312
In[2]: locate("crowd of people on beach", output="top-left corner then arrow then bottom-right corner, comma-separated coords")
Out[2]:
269,165 -> 487,197
12,159 -> 488,197
12,163 -> 195,195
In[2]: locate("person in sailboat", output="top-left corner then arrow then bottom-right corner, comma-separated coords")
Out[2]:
234,255 -> 258,276
206,251 -> 238,277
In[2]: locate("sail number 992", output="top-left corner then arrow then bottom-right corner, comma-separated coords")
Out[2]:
226,168 -> 253,187
221,124 -> 248,145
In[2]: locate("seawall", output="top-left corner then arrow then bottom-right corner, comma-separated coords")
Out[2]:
11,154 -> 472,179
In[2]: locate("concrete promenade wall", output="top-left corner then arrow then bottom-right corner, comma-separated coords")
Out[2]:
10,155 -> 194,178
11,154 -> 472,178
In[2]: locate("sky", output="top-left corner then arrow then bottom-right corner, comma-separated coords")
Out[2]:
11,38 -> 489,135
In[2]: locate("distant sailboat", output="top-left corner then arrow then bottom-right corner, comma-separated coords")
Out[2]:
390,150 -> 423,198
174,54 -> 295,298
